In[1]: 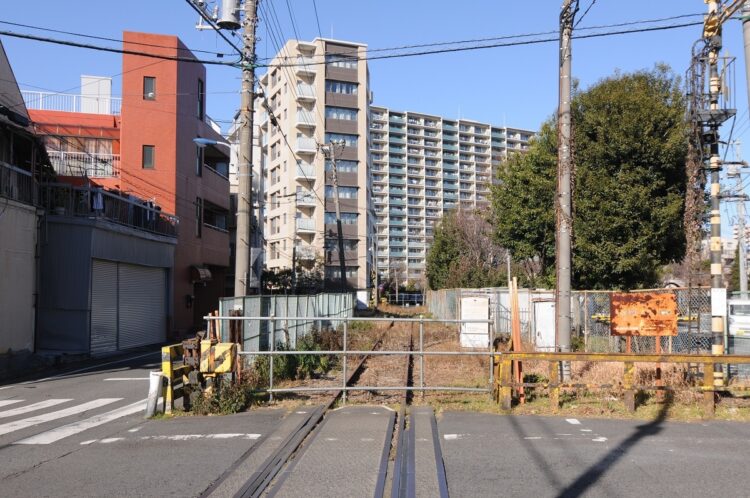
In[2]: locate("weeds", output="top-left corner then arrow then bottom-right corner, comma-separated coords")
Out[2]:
190,381 -> 249,416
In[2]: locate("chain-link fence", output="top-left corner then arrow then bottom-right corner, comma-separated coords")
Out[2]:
427,287 -> 712,353
577,288 -> 712,353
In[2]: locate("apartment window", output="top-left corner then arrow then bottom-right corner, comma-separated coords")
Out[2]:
195,197 -> 203,238
197,79 -> 205,120
325,132 -> 358,147
203,200 -> 228,231
325,53 -> 357,69
142,145 -> 155,169
143,76 -> 156,100
325,106 -> 358,121
325,212 -> 358,224
325,266 -> 358,279
325,238 -> 358,251
325,80 -> 358,95
195,145 -> 203,176
325,186 -> 358,199
325,160 -> 358,173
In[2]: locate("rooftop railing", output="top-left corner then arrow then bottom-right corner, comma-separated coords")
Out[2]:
41,182 -> 178,237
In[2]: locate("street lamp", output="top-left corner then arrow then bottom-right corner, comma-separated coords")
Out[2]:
192,137 -> 231,149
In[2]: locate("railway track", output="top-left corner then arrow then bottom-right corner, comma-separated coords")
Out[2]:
200,318 -> 450,497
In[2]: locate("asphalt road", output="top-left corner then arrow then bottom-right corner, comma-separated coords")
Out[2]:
3,353 -> 750,497
0,352 -> 286,497
438,411 -> 750,497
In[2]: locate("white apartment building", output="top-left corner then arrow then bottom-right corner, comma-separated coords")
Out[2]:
256,38 -> 373,303
369,106 -> 533,286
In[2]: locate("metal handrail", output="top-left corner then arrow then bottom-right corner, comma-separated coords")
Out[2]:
203,314 -> 496,398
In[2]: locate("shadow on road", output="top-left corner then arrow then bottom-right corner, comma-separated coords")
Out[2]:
555,396 -> 672,498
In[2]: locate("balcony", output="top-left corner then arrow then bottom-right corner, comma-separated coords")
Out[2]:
389,114 -> 405,123
296,83 -> 316,101
296,162 -> 315,180
41,182 -> 177,237
22,90 -> 121,115
389,136 -> 406,145
296,137 -> 317,154
296,110 -> 316,128
296,217 -> 316,233
1,161 -> 35,205
48,151 -> 120,178
296,192 -> 317,207
296,244 -> 317,260
389,177 -> 406,185
294,56 -> 317,75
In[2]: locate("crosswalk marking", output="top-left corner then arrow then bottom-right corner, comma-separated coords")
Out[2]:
0,399 -> 72,419
0,398 -> 121,437
0,400 -> 24,408
15,399 -> 145,445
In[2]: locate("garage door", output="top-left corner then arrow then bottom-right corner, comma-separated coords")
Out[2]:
118,263 -> 166,349
90,260 -> 118,356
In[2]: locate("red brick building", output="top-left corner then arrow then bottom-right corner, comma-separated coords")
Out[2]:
29,31 -> 231,336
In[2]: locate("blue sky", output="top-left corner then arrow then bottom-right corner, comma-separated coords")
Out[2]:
3,0 -> 750,230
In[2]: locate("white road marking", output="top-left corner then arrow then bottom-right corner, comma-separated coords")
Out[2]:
79,439 -> 97,445
0,351 -> 158,390
443,434 -> 468,440
14,399 -> 141,444
361,437 -> 375,442
566,418 -> 581,425
103,378 -> 149,381
128,426 -> 143,433
580,429 -> 592,432
99,437 -> 124,443
592,437 -> 608,442
557,433 -> 573,436
0,399 -> 72,419
139,433 -> 261,442
324,437 -> 339,441
0,400 -> 24,408
0,398 -> 121,437
524,436 -> 543,440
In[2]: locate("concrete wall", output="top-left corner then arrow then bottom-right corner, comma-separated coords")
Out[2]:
37,216 -> 175,352
0,199 -> 37,353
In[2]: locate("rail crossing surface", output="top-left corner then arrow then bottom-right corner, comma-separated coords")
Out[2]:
3,351 -> 750,497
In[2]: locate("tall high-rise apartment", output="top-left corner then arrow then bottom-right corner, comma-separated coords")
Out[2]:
369,106 -> 534,286
257,38 -> 373,304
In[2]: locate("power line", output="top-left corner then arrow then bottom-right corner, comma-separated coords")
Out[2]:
0,29 -> 239,66
575,0 -> 597,28
311,0 -> 324,40
258,12 -> 705,62
260,21 -> 704,68
0,19 -> 233,57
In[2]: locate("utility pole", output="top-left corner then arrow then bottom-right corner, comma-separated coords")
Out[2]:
320,142 -> 347,291
556,0 -> 576,375
740,0 -> 750,297
235,0 -> 260,297
706,0 -> 726,384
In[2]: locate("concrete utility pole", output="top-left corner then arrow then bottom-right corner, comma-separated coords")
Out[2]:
706,0 -> 726,382
235,0 -> 260,297
740,0 -> 750,297
555,0 -> 576,371
320,141 -> 347,291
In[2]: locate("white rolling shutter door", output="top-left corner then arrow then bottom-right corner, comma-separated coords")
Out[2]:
90,260 -> 118,356
118,263 -> 166,349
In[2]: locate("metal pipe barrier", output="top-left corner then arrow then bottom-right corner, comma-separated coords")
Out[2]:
203,315 -> 496,398
494,351 -> 750,417
161,344 -> 193,414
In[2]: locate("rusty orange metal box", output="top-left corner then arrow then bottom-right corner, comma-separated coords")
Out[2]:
610,292 -> 678,337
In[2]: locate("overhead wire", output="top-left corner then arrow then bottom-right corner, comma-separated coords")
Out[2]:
0,29 -> 240,66
258,12 -> 706,62
260,21 -> 705,68
0,19 -> 233,57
